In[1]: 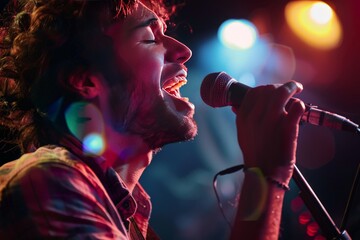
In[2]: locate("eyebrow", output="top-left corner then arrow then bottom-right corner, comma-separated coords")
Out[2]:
132,17 -> 159,30
131,17 -> 166,32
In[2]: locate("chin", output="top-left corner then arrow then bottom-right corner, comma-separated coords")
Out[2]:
123,95 -> 198,150
145,117 -> 198,150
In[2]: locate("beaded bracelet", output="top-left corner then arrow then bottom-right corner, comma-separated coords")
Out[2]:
244,167 -> 290,191
266,176 -> 290,191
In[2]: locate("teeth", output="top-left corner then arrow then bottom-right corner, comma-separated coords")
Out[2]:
164,76 -> 187,93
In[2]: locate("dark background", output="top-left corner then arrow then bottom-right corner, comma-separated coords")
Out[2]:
1,0 -> 359,239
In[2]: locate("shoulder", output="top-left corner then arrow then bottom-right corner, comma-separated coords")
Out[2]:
0,146 -> 127,239
1,145 -> 107,200
1,145 -> 99,185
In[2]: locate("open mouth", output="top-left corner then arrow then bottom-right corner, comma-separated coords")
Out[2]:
162,75 -> 188,101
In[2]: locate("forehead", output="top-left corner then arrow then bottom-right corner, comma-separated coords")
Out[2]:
123,2 -> 165,30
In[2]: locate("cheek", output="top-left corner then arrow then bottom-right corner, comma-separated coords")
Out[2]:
113,45 -> 165,107
134,55 -> 164,83
131,80 -> 162,110
131,56 -> 165,99
123,45 -> 164,76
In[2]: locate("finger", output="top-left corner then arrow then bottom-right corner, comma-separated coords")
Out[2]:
270,81 -> 303,113
237,85 -> 275,122
286,97 -> 306,126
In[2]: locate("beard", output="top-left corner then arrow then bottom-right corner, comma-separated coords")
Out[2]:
125,100 -> 197,150
136,114 -> 197,150
109,89 -> 198,150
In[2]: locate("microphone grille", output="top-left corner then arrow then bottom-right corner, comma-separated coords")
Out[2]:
200,71 -> 233,107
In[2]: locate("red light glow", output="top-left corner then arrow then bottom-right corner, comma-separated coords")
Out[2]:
299,211 -> 312,225
306,222 -> 319,237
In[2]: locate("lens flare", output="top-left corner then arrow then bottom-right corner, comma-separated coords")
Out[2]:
65,102 -> 106,155
83,133 -> 105,155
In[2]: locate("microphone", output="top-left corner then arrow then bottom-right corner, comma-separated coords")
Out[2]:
200,71 -> 360,133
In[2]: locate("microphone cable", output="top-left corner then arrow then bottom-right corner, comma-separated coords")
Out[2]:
213,164 -> 245,229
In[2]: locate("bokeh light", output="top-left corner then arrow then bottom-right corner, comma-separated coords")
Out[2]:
285,1 -> 342,49
306,222 -> 320,237
65,102 -> 105,154
309,2 -> 333,24
299,211 -> 312,225
83,133 -> 105,155
218,19 -> 258,50
197,36 -> 297,92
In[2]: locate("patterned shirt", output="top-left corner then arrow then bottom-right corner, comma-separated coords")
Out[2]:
0,143 -> 156,239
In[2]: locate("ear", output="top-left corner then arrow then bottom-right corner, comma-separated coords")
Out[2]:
67,71 -> 104,99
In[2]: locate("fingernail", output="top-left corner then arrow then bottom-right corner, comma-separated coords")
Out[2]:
295,82 -> 303,90
284,82 -> 297,93
285,81 -> 302,93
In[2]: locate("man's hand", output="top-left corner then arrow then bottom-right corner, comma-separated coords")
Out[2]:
232,81 -> 305,185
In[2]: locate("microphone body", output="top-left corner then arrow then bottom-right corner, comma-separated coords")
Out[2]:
200,72 -> 359,133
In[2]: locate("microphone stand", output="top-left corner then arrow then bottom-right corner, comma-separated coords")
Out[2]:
292,165 -> 352,239
291,110 -> 360,239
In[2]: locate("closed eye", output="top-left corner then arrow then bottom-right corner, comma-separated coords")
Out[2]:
142,39 -> 157,44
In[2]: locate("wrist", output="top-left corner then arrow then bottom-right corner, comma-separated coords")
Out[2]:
244,166 -> 292,191
239,167 -> 289,222
263,163 -> 294,186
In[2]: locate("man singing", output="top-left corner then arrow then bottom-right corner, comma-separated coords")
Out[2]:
0,0 -> 305,239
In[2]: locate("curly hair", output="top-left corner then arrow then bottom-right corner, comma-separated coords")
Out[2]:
0,0 -> 181,153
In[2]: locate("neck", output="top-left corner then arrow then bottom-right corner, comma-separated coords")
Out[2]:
114,151 -> 152,193
101,130 -> 153,193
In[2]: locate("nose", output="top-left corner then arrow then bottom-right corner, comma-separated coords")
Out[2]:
164,36 -> 192,64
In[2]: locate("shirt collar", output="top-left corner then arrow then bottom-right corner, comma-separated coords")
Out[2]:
58,133 -> 152,226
